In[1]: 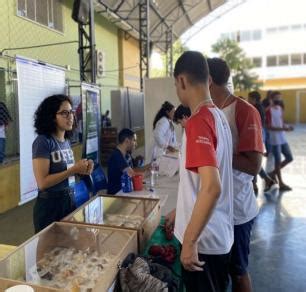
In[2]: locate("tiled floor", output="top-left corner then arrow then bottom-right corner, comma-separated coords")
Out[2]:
0,126 -> 306,291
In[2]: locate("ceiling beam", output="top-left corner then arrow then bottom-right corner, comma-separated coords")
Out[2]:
178,0 -> 193,26
207,0 -> 212,11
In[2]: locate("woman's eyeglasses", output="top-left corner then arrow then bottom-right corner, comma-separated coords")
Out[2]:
56,110 -> 75,118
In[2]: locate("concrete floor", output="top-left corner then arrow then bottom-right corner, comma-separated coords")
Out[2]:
0,126 -> 305,291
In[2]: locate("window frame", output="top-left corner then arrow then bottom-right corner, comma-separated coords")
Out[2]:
17,0 -> 63,33
267,56 -> 277,67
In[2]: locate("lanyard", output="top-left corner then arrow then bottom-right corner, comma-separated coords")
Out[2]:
52,136 -> 75,187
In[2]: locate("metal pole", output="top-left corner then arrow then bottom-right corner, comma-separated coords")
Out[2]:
89,0 -> 96,84
139,0 -> 150,90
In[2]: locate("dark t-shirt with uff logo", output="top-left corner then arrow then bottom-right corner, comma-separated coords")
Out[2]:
32,135 -> 74,192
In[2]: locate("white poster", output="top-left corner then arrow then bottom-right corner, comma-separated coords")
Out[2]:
81,83 -> 101,164
16,56 -> 66,205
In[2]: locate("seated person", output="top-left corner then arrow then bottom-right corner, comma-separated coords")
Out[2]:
107,128 -> 149,194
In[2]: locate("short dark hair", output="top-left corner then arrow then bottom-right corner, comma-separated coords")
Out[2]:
248,91 -> 261,103
173,105 -> 191,123
118,128 -> 135,144
270,91 -> 281,99
34,94 -> 73,138
174,51 -> 209,84
207,58 -> 230,86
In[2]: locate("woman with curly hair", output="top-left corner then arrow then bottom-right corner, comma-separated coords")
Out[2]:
32,94 -> 94,233
151,101 -> 177,161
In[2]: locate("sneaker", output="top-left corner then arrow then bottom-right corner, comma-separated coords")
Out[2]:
279,184 -> 292,191
264,179 -> 278,193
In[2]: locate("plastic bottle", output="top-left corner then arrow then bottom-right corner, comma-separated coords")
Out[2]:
150,159 -> 159,188
152,158 -> 159,176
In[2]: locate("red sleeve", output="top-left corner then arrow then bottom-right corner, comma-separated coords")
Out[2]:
235,100 -> 264,153
265,108 -> 272,127
185,113 -> 218,173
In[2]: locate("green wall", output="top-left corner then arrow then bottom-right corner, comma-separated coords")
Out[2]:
0,0 -> 119,156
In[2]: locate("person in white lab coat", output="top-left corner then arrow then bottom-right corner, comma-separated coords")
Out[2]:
151,101 -> 177,161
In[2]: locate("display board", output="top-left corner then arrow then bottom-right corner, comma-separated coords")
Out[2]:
16,56 -> 66,205
81,83 -> 101,164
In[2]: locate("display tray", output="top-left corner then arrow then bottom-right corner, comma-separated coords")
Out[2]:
63,195 -> 161,252
0,222 -> 137,292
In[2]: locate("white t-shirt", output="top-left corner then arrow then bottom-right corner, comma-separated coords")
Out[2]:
151,117 -> 177,160
266,105 -> 287,145
174,105 -> 234,255
0,125 -> 5,139
222,98 -> 263,225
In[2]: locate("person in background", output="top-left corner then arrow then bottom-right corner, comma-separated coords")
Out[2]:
248,91 -> 277,193
266,91 -> 294,191
261,90 -> 273,110
166,51 -> 234,292
0,101 -> 12,164
208,57 -> 263,292
75,102 -> 83,142
32,95 -> 94,233
107,128 -> 149,195
151,101 -> 177,160
173,104 -> 191,129
102,110 -> 111,127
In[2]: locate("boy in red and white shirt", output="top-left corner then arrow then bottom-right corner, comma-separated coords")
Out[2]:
166,51 -> 234,291
208,58 -> 263,292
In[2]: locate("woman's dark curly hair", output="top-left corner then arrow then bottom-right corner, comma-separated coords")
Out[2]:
34,94 -> 74,139
153,101 -> 175,129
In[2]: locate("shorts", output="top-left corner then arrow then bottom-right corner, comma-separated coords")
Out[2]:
229,219 -> 255,276
271,143 -> 293,167
182,252 -> 231,292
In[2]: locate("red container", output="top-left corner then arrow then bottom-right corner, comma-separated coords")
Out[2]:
132,174 -> 143,191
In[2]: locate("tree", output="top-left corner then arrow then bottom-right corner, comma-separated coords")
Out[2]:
211,38 -> 260,91
151,39 -> 188,77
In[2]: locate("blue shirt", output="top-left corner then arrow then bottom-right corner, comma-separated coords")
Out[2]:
32,135 -> 74,192
107,148 -> 133,194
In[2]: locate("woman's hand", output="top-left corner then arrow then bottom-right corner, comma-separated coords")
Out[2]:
86,159 -> 94,175
71,159 -> 91,175
167,146 -> 178,153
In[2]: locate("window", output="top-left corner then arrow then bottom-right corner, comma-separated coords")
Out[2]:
252,57 -> 262,68
291,24 -> 302,31
17,0 -> 63,32
221,33 -> 229,39
278,55 -> 289,66
279,26 -> 289,32
230,32 -> 238,41
267,27 -> 277,34
267,56 -> 277,67
252,30 -> 262,41
240,30 -> 251,42
291,54 -> 302,65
